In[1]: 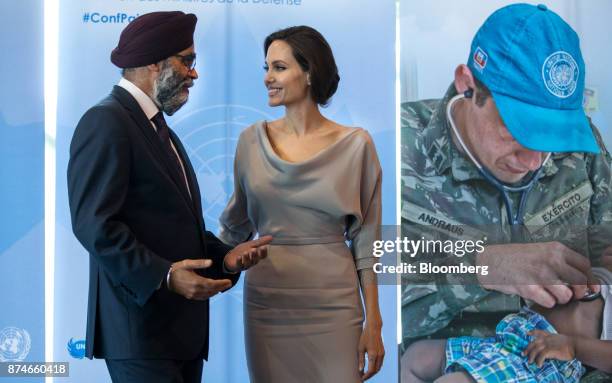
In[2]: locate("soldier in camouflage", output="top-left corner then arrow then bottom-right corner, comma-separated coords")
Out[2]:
400,4 -> 612,383
401,85 -> 612,341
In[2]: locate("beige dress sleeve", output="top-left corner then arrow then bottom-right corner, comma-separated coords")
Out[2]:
346,131 -> 383,270
218,131 -> 255,246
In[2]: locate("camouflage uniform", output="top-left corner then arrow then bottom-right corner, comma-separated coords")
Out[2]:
401,85 -> 612,350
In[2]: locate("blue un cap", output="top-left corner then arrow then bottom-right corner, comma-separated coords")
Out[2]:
468,3 -> 599,153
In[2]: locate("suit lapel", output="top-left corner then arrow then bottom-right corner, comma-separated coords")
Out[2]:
110,86 -> 200,222
170,130 -> 206,230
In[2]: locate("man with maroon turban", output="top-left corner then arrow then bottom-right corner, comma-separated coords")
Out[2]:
67,11 -> 271,382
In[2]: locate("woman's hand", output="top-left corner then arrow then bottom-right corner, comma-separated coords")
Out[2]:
223,235 -> 272,272
358,318 -> 385,381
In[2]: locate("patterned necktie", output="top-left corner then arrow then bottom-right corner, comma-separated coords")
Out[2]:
151,112 -> 188,190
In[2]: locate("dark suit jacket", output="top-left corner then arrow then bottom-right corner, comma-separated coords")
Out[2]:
67,86 -> 240,361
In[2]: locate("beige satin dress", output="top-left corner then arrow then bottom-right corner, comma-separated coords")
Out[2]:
219,121 -> 382,383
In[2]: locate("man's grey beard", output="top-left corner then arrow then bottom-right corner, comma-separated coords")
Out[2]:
153,60 -> 191,116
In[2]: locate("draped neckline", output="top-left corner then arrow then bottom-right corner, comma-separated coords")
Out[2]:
258,120 -> 361,167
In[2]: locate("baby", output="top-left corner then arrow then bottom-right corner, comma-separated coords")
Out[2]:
402,267 -> 612,383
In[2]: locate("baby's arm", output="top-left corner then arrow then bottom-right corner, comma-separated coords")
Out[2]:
524,330 -> 612,373
573,338 -> 612,373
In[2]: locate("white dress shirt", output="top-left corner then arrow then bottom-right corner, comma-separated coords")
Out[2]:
117,77 -> 191,198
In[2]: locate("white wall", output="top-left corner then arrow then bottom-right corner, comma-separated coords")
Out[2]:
399,0 -> 612,146
573,0 -> 612,145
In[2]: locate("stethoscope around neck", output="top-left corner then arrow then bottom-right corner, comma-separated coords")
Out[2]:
445,91 -> 552,230
446,92 -> 602,301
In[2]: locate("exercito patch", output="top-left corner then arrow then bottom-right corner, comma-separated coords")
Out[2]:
542,51 -> 579,98
524,182 -> 593,228
473,47 -> 488,71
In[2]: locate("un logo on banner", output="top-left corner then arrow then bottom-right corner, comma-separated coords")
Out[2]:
542,51 -> 579,99
0,327 -> 31,362
67,338 -> 86,359
173,104 -> 273,233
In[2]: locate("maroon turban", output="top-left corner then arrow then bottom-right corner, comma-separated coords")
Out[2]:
111,11 -> 197,68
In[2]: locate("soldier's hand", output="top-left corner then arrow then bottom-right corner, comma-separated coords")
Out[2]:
223,235 -> 272,273
476,241 -> 594,308
601,247 -> 612,273
168,259 -> 232,300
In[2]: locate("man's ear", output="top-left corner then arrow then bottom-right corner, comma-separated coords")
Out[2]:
454,64 -> 476,95
147,61 -> 162,74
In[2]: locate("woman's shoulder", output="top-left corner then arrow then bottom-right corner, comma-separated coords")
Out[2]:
237,120 -> 268,143
336,124 -> 375,149
242,120 -> 265,134
340,126 -> 380,167
323,121 -> 367,142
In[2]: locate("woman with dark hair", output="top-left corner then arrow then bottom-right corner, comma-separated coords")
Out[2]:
220,25 -> 385,382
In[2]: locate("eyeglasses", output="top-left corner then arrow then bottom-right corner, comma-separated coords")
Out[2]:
173,53 -> 197,71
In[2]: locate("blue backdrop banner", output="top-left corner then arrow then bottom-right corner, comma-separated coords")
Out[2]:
55,1 -> 396,381
0,1 -> 44,382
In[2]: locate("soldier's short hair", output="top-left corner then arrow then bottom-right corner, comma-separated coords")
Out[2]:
473,76 -> 491,107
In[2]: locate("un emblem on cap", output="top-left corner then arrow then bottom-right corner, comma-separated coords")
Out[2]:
542,51 -> 579,98
0,327 -> 31,362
